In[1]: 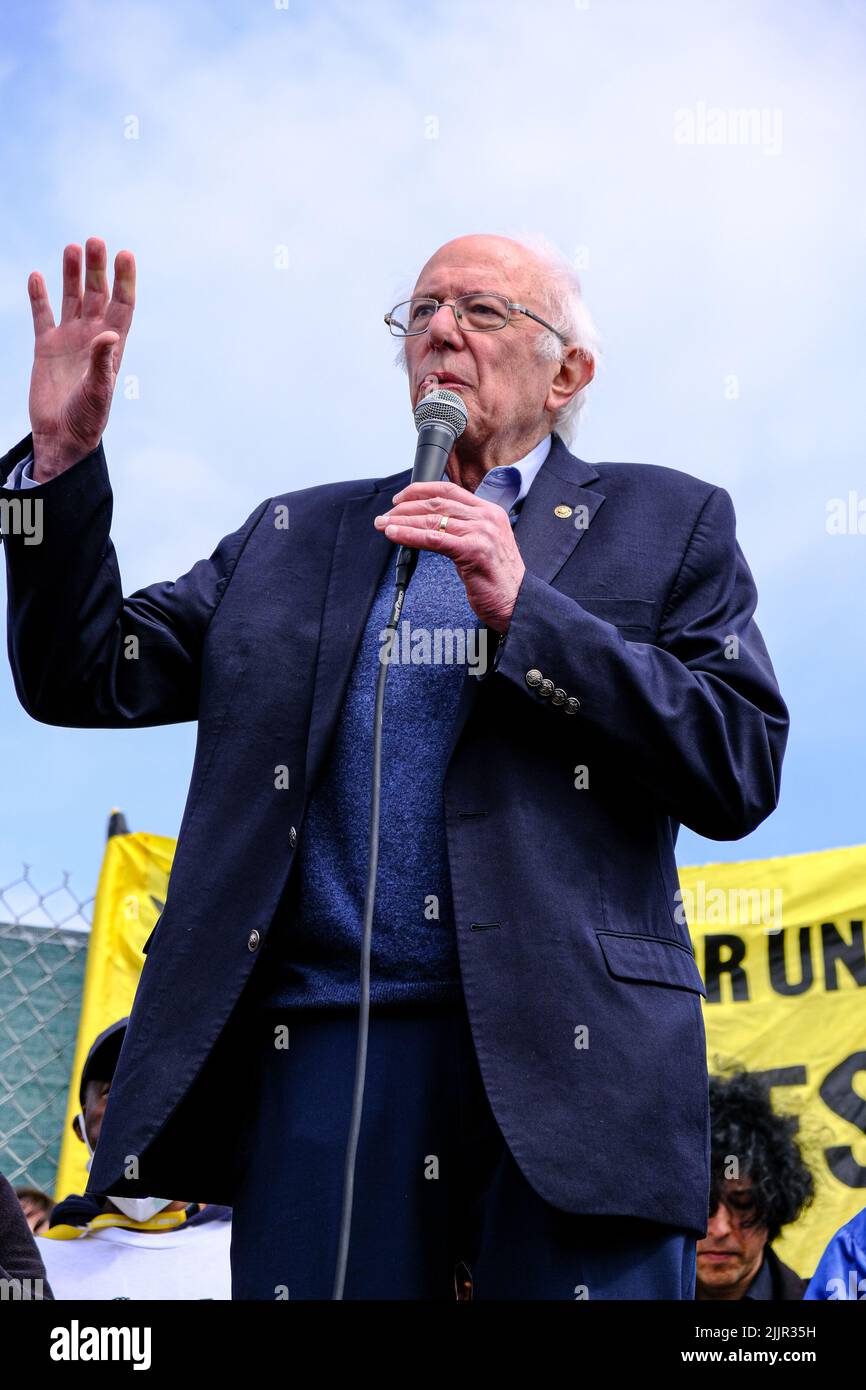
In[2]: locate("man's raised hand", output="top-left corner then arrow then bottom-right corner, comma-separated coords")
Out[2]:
27,238 -> 136,481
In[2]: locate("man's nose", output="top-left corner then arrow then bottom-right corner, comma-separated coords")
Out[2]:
427,303 -> 463,349
706,1203 -> 732,1237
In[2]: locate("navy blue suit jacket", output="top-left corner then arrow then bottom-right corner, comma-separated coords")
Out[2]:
0,430 -> 788,1236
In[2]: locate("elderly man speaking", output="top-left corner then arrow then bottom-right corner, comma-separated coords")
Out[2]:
0,233 -> 787,1300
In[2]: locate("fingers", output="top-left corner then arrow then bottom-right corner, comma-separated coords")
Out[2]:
391,480 -> 480,505
27,271 -> 56,336
82,237 -> 109,320
60,243 -> 83,323
87,331 -> 120,393
376,506 -> 473,547
48,236 -> 133,325
105,248 -> 136,332
377,518 -> 465,559
380,514 -> 469,538
380,496 -> 480,525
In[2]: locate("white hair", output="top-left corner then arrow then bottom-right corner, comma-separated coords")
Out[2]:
390,231 -> 601,445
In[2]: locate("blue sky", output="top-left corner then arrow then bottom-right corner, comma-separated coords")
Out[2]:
1,0 -> 864,921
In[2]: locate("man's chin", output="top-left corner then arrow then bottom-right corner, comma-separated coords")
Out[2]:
697,1254 -> 743,1288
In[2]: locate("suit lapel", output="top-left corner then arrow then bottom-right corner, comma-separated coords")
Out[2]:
507,433 -> 605,583
304,469 -> 411,795
304,434 -> 606,795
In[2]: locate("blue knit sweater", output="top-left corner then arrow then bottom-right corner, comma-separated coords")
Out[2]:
256,436 -> 551,1010
258,542 -> 484,1009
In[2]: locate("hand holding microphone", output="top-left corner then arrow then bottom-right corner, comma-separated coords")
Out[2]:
377,387 -> 527,633
391,387 -> 469,589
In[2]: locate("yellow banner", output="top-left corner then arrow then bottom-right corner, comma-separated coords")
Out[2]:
680,843 -> 866,1278
54,832 -> 173,1203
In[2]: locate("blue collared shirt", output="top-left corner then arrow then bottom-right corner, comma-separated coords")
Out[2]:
472,431 -> 551,520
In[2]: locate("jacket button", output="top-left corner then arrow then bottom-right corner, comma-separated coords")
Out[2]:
564,696 -> 581,715
289,825 -> 297,848
551,687 -> 567,706
538,678 -> 555,698
525,668 -> 543,688
247,929 -> 261,952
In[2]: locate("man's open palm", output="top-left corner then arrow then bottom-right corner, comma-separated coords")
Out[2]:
28,237 -> 136,480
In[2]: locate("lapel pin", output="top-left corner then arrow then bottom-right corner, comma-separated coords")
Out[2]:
554,505 -> 573,519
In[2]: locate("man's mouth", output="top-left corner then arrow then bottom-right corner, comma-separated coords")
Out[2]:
419,373 -> 471,394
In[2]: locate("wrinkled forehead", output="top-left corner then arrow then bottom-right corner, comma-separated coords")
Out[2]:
412,248 -> 540,301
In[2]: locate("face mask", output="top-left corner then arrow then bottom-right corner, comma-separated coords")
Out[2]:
76,1111 -> 93,1173
76,1110 -> 173,1222
108,1193 -> 175,1222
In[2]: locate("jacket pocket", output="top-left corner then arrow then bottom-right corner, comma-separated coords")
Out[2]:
596,929 -> 706,996
569,597 -> 660,639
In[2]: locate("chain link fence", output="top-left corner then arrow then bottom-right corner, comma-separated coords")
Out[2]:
0,868 -> 93,1196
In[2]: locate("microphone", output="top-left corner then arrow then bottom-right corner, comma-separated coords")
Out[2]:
394,387 -> 469,589
332,382 -> 468,1300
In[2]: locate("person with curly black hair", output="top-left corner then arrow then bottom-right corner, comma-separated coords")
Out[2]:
696,1070 -> 815,1301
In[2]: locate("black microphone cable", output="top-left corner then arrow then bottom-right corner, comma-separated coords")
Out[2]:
331,388 -> 468,1300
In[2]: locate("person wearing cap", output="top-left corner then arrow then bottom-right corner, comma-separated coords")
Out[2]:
36,1020 -> 233,1300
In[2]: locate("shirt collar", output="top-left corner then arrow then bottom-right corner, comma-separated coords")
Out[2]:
743,1251 -> 775,1300
473,433 -> 552,516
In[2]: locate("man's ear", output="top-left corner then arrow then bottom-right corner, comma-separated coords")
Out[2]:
546,345 -> 594,413
72,1112 -> 83,1142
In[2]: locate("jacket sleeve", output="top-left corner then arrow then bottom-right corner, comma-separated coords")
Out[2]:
1,433 -> 271,729
491,483 -> 789,840
0,1174 -> 53,1298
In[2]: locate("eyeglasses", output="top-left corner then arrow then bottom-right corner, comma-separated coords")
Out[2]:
384,292 -> 568,344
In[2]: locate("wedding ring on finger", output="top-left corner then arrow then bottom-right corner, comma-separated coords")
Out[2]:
438,513 -> 450,531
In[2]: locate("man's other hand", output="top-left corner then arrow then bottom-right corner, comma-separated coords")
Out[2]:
27,238 -> 136,482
